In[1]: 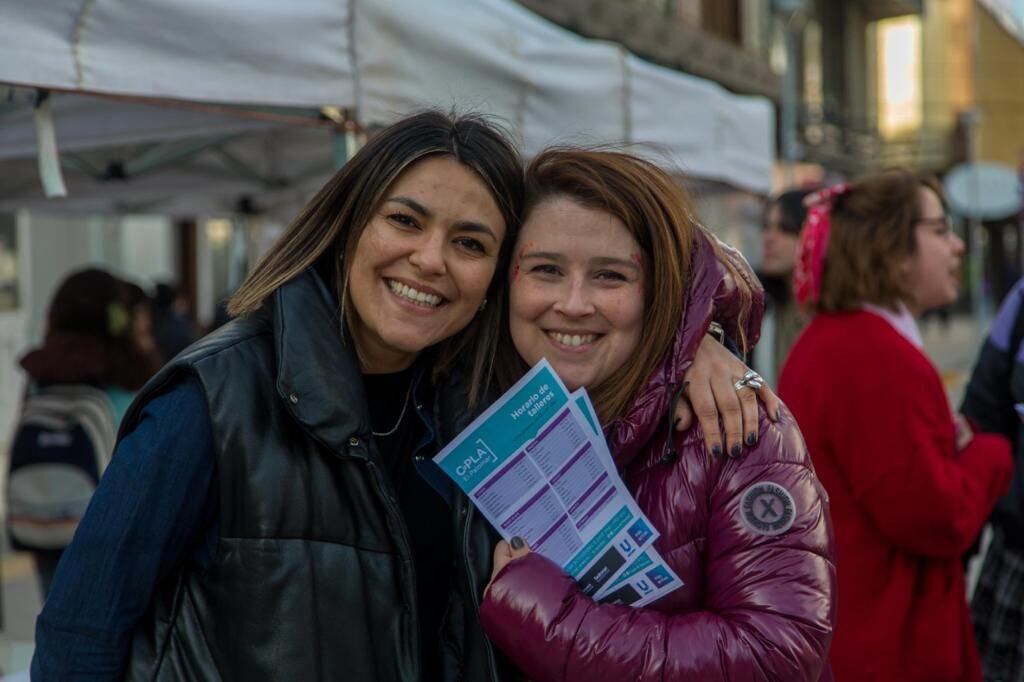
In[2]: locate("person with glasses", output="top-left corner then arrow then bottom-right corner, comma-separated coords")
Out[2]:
778,170 -> 1012,681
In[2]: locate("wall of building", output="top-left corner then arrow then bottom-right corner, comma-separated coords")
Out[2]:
975,5 -> 1024,166
921,0 -> 973,134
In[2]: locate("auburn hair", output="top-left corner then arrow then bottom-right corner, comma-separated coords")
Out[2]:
495,147 -> 754,423
815,169 -> 944,313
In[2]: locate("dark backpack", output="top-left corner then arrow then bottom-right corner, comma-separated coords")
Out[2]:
6,384 -> 116,551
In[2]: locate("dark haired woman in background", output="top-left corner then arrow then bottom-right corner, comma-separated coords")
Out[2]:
121,279 -> 164,371
12,268 -> 158,598
754,187 -> 814,383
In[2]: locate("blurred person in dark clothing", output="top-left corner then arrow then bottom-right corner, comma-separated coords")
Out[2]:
963,277 -> 1024,682
151,282 -> 197,361
753,188 -> 814,383
10,268 -> 159,598
123,280 -> 164,370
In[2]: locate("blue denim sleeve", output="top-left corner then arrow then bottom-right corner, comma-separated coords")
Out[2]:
31,375 -> 218,681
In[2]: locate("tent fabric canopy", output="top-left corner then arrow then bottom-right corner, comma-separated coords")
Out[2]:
0,99 -> 338,217
0,0 -> 776,199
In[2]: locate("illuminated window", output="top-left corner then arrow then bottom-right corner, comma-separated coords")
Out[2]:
803,20 -> 823,116
878,15 -> 922,136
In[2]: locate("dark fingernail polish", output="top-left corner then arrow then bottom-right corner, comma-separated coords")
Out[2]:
730,444 -> 742,459
510,536 -> 525,550
673,417 -> 682,427
711,444 -> 723,458
746,433 -> 756,446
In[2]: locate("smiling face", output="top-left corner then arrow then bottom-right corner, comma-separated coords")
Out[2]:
347,155 -> 506,373
509,197 -> 646,391
901,186 -> 964,314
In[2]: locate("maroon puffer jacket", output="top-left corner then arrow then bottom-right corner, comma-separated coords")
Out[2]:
479,233 -> 837,681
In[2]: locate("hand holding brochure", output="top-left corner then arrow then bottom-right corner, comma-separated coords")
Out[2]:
434,359 -> 682,607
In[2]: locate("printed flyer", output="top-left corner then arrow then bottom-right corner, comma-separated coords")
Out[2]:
571,389 -> 684,607
435,360 -> 682,605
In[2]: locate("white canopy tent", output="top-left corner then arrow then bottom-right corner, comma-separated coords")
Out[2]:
0,93 -> 342,216
0,0 -> 776,215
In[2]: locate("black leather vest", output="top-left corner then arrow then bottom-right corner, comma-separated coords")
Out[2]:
122,269 -> 513,682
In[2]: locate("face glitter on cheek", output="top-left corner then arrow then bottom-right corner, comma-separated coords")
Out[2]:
631,251 -> 645,284
512,243 -> 533,283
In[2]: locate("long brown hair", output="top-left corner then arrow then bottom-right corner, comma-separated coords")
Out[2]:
495,147 -> 754,423
229,110 -> 524,402
816,169 -> 943,313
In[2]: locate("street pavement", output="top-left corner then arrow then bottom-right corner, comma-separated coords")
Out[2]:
920,313 -> 987,410
0,544 -> 39,678
0,313 -> 994,677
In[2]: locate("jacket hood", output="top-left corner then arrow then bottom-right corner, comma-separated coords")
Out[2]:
604,231 -> 764,469
20,333 -> 108,384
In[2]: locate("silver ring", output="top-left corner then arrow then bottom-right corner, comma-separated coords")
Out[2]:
733,370 -> 764,392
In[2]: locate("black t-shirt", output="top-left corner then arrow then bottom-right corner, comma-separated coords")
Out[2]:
363,367 -> 453,679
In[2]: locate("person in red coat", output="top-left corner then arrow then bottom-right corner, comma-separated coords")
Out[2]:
779,171 -> 1013,681
478,148 -> 837,681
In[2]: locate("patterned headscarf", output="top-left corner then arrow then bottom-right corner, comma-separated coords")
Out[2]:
793,183 -> 852,306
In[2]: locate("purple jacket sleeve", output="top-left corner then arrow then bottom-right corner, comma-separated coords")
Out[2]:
479,415 -> 835,682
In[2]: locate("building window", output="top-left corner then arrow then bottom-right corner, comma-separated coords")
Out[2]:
803,19 -> 824,119
701,0 -> 741,43
877,15 -> 923,136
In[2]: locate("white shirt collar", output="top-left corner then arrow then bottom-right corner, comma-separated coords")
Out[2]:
862,302 -> 923,349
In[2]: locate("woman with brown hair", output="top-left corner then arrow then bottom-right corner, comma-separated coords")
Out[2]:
778,171 -> 1013,681
33,110 -> 527,682
466,148 -> 836,681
